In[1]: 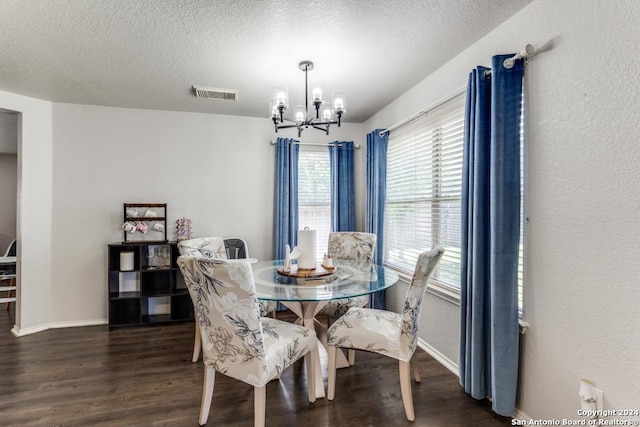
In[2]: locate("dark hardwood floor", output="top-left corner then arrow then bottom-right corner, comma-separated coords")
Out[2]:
0,307 -> 512,426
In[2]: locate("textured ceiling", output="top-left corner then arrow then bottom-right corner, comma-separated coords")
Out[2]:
0,0 -> 532,123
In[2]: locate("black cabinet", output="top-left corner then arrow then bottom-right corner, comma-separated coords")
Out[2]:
108,242 -> 192,329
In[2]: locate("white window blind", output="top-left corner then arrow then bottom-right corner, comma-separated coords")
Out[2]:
298,148 -> 331,261
384,93 -> 465,288
384,90 -> 525,309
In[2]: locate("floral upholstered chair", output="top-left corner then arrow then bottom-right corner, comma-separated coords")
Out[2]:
178,237 -> 276,363
178,236 -> 228,259
326,247 -> 445,422
319,232 -> 377,318
177,256 -> 319,427
318,232 -> 377,366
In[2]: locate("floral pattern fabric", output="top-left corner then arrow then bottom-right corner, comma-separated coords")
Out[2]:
178,237 -> 228,259
177,256 -> 317,387
319,232 -> 377,316
327,232 -> 376,262
327,247 -> 445,362
178,237 -> 275,316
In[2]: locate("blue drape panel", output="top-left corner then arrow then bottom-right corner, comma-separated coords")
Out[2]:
459,55 -> 524,417
329,141 -> 355,232
366,130 -> 388,309
274,138 -> 299,259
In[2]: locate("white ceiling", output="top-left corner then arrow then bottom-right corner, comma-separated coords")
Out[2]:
0,0 -> 532,123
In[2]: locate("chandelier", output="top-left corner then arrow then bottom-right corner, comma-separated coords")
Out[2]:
270,61 -> 345,137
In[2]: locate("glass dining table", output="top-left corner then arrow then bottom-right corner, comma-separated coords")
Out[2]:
251,259 -> 399,398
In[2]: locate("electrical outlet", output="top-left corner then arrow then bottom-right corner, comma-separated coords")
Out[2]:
581,387 -> 604,417
579,379 -> 604,417
593,387 -> 604,413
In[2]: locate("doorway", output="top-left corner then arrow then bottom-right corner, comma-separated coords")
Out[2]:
0,110 -> 18,324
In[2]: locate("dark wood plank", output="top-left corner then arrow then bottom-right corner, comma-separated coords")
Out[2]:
0,307 -> 511,426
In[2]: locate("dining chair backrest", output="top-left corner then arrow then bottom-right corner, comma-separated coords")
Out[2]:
223,237 -> 248,259
400,246 -> 445,359
177,237 -> 227,259
177,256 -> 271,386
327,232 -> 376,263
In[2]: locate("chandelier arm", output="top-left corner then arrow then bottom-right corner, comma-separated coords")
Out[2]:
275,123 -> 300,130
311,124 -> 331,135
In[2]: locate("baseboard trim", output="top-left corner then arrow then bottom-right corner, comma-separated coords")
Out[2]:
417,338 -> 530,420
513,408 -> 531,421
417,337 -> 459,377
11,319 -> 107,336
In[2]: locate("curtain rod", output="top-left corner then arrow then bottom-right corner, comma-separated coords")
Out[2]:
379,86 -> 466,137
485,44 -> 536,77
270,140 -> 360,149
379,43 -> 537,137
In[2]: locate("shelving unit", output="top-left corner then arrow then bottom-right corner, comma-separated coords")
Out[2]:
108,242 -> 193,329
122,203 -> 167,243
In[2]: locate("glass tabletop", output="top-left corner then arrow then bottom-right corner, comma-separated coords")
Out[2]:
251,259 -> 399,302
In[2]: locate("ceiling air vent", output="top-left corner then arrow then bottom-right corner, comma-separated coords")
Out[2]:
192,86 -> 238,101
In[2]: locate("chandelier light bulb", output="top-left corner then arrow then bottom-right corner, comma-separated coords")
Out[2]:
323,107 -> 332,121
312,87 -> 322,102
334,98 -> 344,110
276,91 -> 287,105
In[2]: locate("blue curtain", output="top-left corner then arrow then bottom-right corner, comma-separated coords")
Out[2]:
329,141 -> 355,232
365,130 -> 388,310
459,55 -> 524,417
274,138 -> 299,259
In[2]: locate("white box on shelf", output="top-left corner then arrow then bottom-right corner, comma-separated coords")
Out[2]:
120,251 -> 135,271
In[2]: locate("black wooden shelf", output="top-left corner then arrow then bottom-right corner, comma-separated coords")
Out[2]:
108,242 -> 193,329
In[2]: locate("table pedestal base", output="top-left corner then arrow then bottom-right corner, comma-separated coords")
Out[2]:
280,300 -> 350,399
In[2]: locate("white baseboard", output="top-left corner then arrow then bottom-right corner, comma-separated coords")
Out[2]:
11,319 -> 107,336
513,408 -> 531,421
417,338 -> 530,420
417,337 -> 459,377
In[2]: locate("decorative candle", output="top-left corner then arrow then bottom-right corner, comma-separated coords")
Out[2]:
120,251 -> 135,271
297,228 -> 316,270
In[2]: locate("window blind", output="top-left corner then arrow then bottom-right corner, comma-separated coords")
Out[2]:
384,90 -> 525,310
298,149 -> 331,261
384,93 -> 465,288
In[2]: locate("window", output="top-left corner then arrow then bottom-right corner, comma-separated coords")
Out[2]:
384,93 -> 465,289
298,147 -> 331,261
384,91 -> 525,307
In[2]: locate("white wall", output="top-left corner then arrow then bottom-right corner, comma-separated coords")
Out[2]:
363,0 -> 640,419
51,103 -> 362,323
0,90 -> 53,334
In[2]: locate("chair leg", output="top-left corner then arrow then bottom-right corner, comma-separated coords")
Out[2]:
327,345 -> 337,400
305,344 -> 317,403
199,366 -> 215,426
192,321 -> 201,363
254,385 -> 266,427
348,349 -> 356,366
399,360 -> 415,421
6,277 -> 15,311
411,355 -> 421,383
